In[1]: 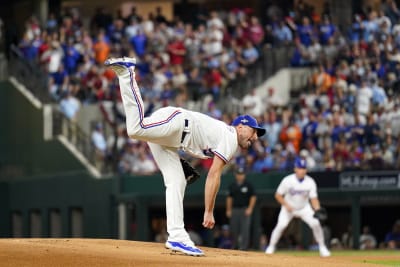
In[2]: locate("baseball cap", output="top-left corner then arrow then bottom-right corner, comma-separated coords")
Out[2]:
294,157 -> 307,169
232,115 -> 266,137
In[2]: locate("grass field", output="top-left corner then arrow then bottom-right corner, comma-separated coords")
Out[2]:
275,250 -> 400,266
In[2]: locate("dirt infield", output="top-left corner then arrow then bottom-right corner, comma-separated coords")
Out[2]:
0,238 -> 395,267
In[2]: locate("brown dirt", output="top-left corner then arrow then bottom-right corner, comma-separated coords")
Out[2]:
0,238 -> 395,267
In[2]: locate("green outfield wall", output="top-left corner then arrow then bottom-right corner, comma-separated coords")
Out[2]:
0,172 -> 115,238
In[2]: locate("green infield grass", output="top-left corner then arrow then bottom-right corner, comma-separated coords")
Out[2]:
273,250 -> 400,266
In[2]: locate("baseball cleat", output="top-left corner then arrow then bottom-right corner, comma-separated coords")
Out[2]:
165,241 -> 204,256
104,57 -> 136,75
265,246 -> 275,254
319,245 -> 331,257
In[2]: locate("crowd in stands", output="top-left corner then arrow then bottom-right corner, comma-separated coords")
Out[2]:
16,5 -> 266,175
14,0 -> 400,175
230,0 -> 400,174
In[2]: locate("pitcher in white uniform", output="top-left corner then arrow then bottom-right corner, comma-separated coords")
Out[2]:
265,157 -> 331,257
104,57 -> 266,256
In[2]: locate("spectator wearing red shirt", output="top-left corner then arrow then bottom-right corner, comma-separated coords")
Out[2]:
333,138 -> 350,171
247,16 -> 265,48
205,67 -> 223,101
167,36 -> 186,65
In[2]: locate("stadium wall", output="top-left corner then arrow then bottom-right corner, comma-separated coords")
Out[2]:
4,172 -> 115,238
0,170 -> 399,248
0,81 -> 86,178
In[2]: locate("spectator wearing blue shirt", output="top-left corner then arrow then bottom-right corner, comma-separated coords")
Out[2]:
130,29 -> 147,58
302,112 -> 318,148
49,64 -> 69,100
319,16 -> 336,45
252,148 -> 274,173
59,90 -> 80,120
290,38 -> 310,66
92,123 -> 107,153
331,118 -> 345,144
373,59 -> 386,79
349,14 -> 363,43
371,79 -> 388,107
272,20 -> 293,46
241,40 -> 259,66
63,38 -> 81,74
18,34 -> 37,61
107,19 -> 125,45
384,220 -> 400,249
217,224 -> 234,249
296,17 -> 314,47
350,114 -> 365,145
262,111 -> 281,148
362,12 -> 379,43
364,115 -> 381,146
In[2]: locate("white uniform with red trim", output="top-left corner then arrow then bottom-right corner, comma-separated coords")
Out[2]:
266,173 -> 329,256
116,65 -> 238,245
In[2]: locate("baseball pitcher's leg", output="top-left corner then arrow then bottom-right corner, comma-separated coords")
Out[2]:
301,207 -> 331,257
266,207 -> 293,254
104,57 -> 141,136
147,144 -> 192,238
148,142 -> 204,256
105,58 -> 183,146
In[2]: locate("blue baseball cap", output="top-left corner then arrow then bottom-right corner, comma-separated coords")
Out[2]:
232,115 -> 266,137
294,157 -> 307,169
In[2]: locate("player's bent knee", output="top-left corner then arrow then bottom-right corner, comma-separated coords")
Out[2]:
127,127 -> 143,139
165,177 -> 187,187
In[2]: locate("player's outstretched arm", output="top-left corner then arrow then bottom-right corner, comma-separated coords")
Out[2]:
202,156 -> 225,229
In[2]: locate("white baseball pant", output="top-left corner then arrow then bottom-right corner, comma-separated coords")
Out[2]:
269,204 -> 325,248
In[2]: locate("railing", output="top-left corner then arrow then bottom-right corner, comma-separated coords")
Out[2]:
224,45 -> 294,99
8,44 -> 51,102
52,109 -> 100,171
219,45 -> 295,113
8,44 -> 105,174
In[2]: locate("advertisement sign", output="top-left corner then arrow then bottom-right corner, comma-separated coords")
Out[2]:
339,171 -> 400,190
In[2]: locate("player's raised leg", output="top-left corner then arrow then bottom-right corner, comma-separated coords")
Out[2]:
147,142 -> 204,256
104,57 -> 183,146
104,57 -> 143,138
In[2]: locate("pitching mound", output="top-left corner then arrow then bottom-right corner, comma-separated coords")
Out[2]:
0,238 -> 386,266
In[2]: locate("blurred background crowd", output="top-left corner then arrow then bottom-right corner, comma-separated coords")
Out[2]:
10,0 -> 400,176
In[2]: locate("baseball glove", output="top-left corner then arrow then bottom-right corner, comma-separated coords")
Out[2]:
313,207 -> 328,222
180,159 -> 200,185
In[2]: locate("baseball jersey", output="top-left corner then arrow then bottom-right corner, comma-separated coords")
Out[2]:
182,109 -> 238,163
276,174 -> 318,210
